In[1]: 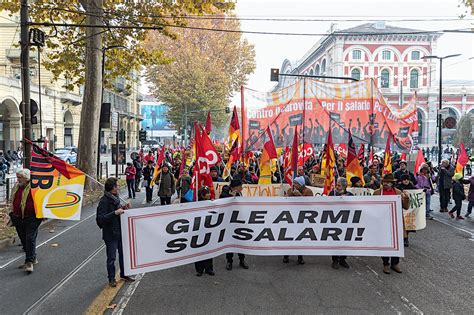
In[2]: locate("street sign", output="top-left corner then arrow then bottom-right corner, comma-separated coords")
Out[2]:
111,112 -> 118,131
111,144 -> 126,165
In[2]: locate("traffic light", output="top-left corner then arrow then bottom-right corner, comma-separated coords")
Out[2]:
270,68 -> 280,82
139,129 -> 147,142
225,106 -> 230,114
30,99 -> 38,124
119,128 -> 126,142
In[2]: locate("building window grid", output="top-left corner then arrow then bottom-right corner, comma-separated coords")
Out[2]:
410,69 -> 419,89
380,69 -> 390,88
382,50 -> 391,61
411,51 -> 420,60
351,68 -> 361,81
352,50 -> 362,60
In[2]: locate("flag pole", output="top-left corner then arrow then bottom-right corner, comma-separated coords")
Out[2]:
83,172 -> 129,204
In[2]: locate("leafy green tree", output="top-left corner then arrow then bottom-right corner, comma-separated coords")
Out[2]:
144,16 -> 256,133
0,0 -> 235,183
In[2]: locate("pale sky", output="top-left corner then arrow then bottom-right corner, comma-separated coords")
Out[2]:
234,0 -> 474,96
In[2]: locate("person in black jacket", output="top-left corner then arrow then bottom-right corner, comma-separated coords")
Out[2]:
220,179 -> 249,271
142,160 -> 154,203
449,173 -> 466,220
133,156 -> 142,192
393,160 -> 417,186
194,186 -> 215,277
96,177 -> 134,287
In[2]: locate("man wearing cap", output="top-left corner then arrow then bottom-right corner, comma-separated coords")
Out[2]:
220,179 -> 249,270
374,173 -> 409,274
297,166 -> 312,186
350,176 -> 363,188
393,160 -> 417,186
283,176 -> 314,265
210,166 -> 224,182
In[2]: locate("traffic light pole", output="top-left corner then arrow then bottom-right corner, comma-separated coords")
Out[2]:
20,0 -> 32,167
115,115 -> 120,178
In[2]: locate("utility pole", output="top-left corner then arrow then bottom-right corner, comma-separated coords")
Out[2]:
20,0 -> 32,167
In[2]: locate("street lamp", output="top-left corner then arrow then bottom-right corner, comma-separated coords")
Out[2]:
421,54 -> 461,165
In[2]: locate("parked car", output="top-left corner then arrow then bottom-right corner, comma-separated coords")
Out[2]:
54,147 -> 77,165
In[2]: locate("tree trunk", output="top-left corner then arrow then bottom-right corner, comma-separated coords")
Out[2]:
77,0 -> 103,189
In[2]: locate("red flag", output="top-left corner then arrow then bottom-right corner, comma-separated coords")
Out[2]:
205,111 -> 212,135
383,136 -> 392,175
358,144 -> 365,161
291,126 -> 298,178
369,147 -> 374,166
413,149 -> 425,174
228,106 -> 240,144
456,143 -> 469,173
323,129 -> 336,195
283,147 -> 293,184
150,145 -> 166,187
194,123 -> 221,199
298,143 -> 314,166
346,132 -> 365,186
400,153 -> 407,161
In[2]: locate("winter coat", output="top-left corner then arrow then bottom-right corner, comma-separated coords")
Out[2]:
220,186 -> 242,198
178,175 -> 192,195
416,174 -> 433,197
452,181 -> 466,201
468,176 -> 474,202
125,165 -> 136,180
438,165 -> 454,189
143,165 -> 154,182
157,171 -> 176,198
393,169 -> 417,186
96,194 -> 121,241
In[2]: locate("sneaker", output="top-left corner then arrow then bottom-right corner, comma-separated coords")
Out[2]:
448,212 -> 455,219
456,216 -> 464,220
19,258 -> 38,269
25,262 -> 33,273
339,260 -> 350,269
225,262 -> 233,271
297,257 -> 305,265
465,213 -> 471,218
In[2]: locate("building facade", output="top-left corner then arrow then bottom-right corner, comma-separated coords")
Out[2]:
0,12 -> 142,153
276,22 -> 474,146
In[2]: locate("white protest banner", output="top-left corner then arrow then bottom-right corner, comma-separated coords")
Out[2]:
404,189 -> 426,231
347,187 -> 375,196
121,196 -> 404,275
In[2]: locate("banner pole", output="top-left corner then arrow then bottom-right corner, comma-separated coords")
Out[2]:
302,78 -> 306,145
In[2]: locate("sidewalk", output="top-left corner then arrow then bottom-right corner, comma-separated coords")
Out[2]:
429,194 -> 474,238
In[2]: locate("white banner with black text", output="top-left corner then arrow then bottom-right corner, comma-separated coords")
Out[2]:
121,196 -> 404,275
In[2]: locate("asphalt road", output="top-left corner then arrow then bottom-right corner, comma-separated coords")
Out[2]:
0,193 -> 473,314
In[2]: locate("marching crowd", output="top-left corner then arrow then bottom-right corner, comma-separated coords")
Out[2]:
5,145 -> 472,285
93,146 -> 473,285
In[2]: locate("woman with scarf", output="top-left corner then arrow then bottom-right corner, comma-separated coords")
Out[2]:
9,169 -> 41,274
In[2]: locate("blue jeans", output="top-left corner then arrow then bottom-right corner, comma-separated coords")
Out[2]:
105,238 -> 125,281
425,194 -> 431,216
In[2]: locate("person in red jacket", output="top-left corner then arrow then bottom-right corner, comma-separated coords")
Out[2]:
125,162 -> 137,199
9,169 -> 42,274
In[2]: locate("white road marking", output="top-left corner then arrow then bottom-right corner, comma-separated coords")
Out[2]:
112,273 -> 145,315
23,244 -> 106,315
401,295 -> 423,314
432,217 -> 474,239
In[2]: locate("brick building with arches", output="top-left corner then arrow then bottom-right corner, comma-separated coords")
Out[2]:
275,22 -> 474,146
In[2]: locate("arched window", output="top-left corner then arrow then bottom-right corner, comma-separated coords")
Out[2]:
321,59 -> 326,73
410,69 -> 419,89
309,68 -> 314,76
315,64 -> 320,76
381,69 -> 390,88
351,68 -> 361,81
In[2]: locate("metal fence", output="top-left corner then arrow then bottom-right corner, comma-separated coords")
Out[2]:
0,176 -> 18,206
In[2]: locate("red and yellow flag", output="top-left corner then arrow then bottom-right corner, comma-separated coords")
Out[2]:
150,145 -> 166,187
228,106 -> 240,147
456,143 -> 469,174
223,136 -> 240,180
323,129 -> 335,195
259,127 -> 278,184
382,135 -> 392,175
346,132 -> 365,186
29,141 -> 85,221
